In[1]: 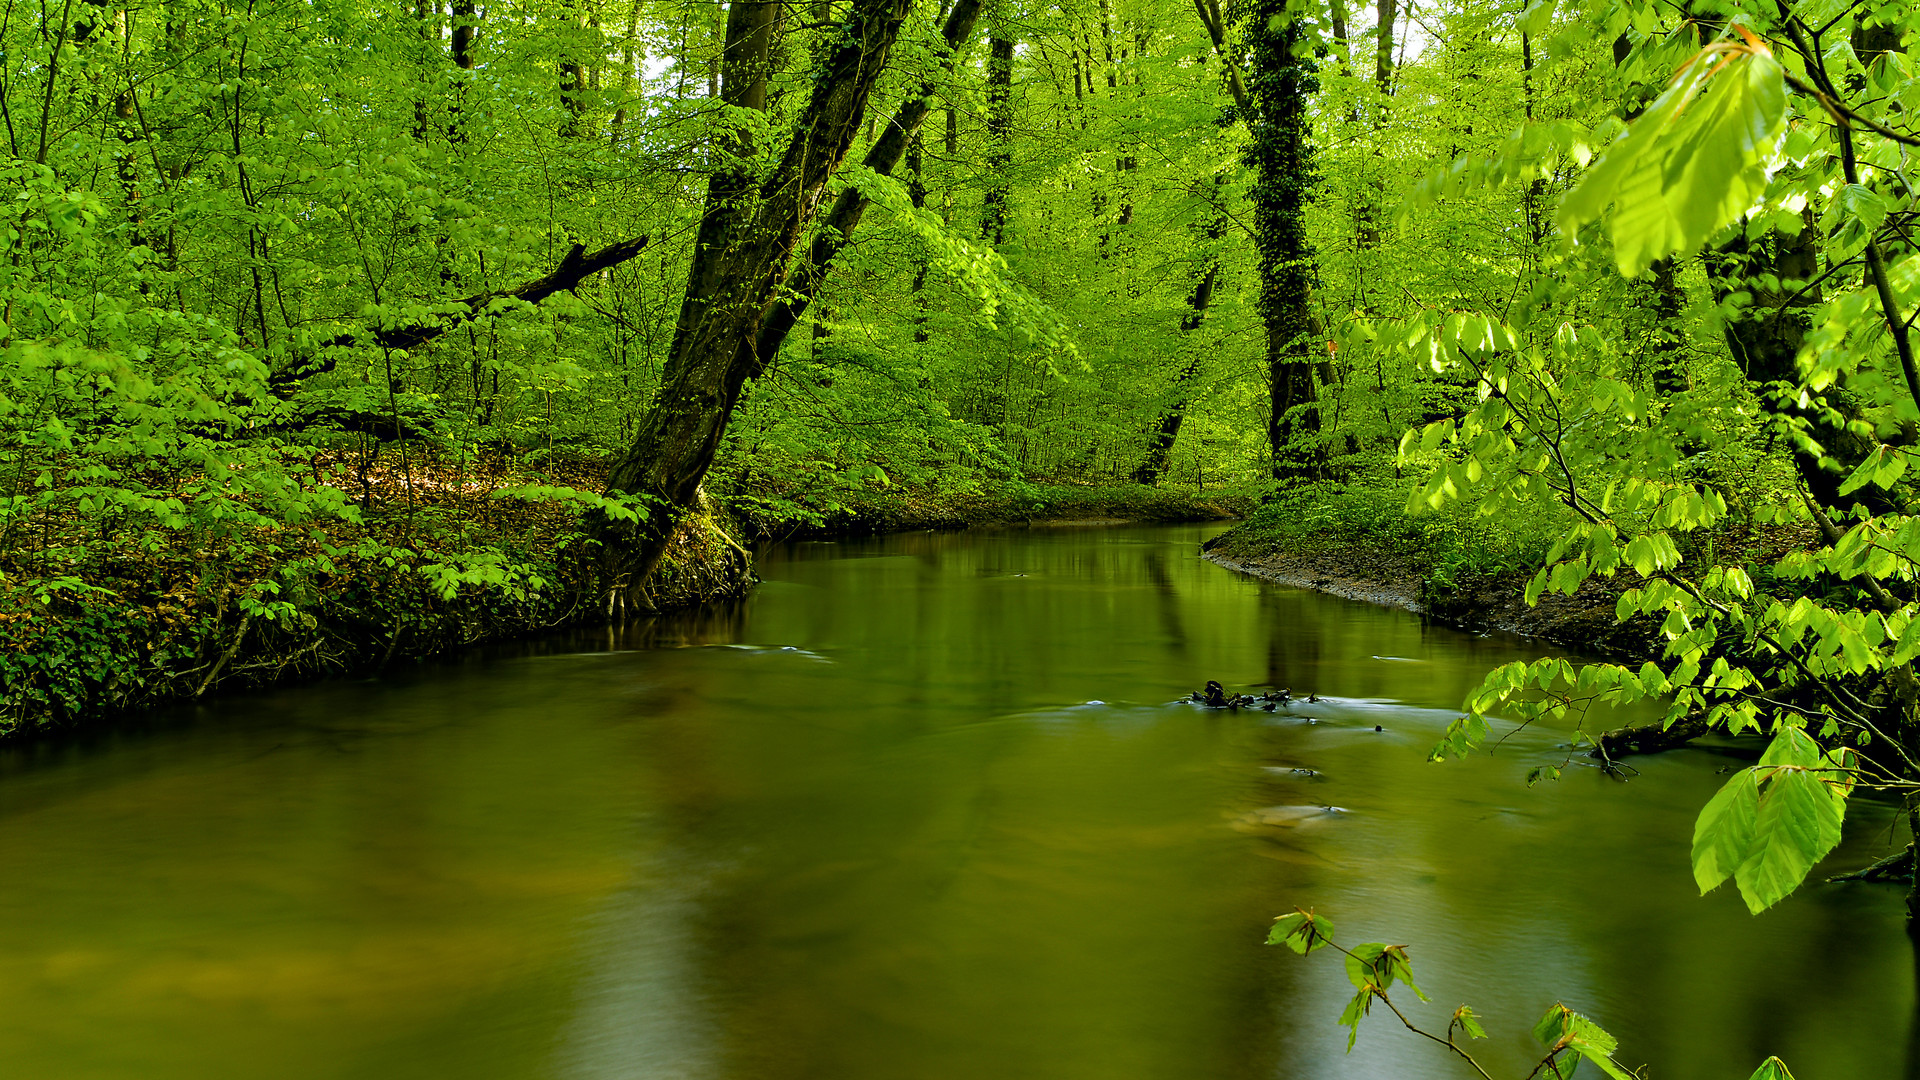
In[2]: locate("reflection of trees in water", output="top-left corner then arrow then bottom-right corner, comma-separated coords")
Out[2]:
1261,584 -> 1321,693
617,599 -> 751,649
1143,551 -> 1189,655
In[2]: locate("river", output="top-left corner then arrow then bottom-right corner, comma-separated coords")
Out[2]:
0,523 -> 1910,1079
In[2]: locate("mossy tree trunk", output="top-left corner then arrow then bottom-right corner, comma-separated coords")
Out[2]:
1243,0 -> 1321,481
595,0 -> 989,612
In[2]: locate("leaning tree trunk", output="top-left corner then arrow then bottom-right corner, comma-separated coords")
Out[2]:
753,0 -> 983,354
594,0 -> 919,612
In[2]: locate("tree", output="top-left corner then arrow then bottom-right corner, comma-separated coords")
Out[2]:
1241,0 -> 1321,480
595,0 -> 957,609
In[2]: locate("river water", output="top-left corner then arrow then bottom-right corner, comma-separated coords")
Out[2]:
0,524 -> 1911,1079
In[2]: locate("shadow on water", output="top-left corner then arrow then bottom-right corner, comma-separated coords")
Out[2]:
0,522 -> 1912,1079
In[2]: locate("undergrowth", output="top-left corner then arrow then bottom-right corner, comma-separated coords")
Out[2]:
1207,481 -> 1563,600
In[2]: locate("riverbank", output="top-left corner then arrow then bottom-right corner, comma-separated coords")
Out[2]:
1198,484 -> 1819,661
0,454 -> 757,741
0,466 -> 1234,741
1201,542 -> 1657,658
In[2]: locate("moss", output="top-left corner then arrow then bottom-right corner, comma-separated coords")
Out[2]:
0,460 -> 1229,739
0,468 -> 751,742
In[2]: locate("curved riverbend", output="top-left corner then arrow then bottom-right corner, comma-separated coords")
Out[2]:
0,524 -> 1908,1078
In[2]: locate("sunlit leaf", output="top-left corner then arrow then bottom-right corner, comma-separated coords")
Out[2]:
1559,44 -> 1787,277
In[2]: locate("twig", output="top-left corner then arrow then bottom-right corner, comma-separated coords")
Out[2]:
194,613 -> 251,698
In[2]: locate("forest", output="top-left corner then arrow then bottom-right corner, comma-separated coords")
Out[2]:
4,0 -> 1920,1074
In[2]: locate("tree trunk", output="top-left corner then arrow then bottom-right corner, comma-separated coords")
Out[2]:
1189,0 -> 1250,114
1244,0 -> 1321,481
452,0 -> 476,67
1708,220 -> 1894,515
1327,0 -> 1349,70
558,0 -> 595,137
449,0 -> 476,141
1373,0 -> 1396,94
909,128 -> 932,344
1134,175 -> 1226,486
750,0 -> 982,357
595,0 -> 917,610
611,0 -> 640,144
1353,0 -> 1394,249
413,0 -> 438,141
1643,257 -> 1687,394
982,31 -> 1015,245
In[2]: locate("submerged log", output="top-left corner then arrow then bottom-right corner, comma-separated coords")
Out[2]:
1191,682 -> 1301,709
1588,716 -> 1709,759
1829,845 -> 1914,883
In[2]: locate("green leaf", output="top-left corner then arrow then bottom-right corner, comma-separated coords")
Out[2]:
1748,1057 -> 1796,1080
1267,910 -> 1336,954
1533,1005 -> 1634,1080
1695,729 -> 1851,912
1337,989 -> 1371,1051
1345,943 -> 1389,989
1452,1005 -> 1488,1040
1559,45 -> 1787,277
1835,183 -> 1890,230
1693,767 -> 1761,895
1518,0 -> 1556,36
1430,713 -> 1491,761
1735,763 -> 1845,913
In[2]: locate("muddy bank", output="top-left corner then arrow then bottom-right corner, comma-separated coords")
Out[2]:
1202,541 -> 1659,660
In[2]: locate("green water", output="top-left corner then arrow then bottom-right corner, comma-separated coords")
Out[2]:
0,524 -> 1911,1079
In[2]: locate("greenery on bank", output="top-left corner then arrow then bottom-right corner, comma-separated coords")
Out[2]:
1206,480 -> 1560,602
729,479 -> 1242,539
0,449 -> 754,739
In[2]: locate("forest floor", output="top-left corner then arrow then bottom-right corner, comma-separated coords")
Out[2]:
0,452 -> 752,740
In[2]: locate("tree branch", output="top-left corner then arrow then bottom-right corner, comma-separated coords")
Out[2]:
270,235 -> 651,390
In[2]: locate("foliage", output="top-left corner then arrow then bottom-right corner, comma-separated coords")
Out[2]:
1210,479 -> 1560,598
1406,2 -> 1920,922
1266,908 -> 1799,1080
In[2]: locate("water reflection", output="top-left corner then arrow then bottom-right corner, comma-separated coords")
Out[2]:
0,523 -> 1909,1079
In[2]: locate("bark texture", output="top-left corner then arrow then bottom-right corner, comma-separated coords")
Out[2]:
1708,222 -> 1893,515
1244,0 -> 1321,480
1133,175 -> 1226,486
596,0 -> 917,609
982,31 -> 1015,244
